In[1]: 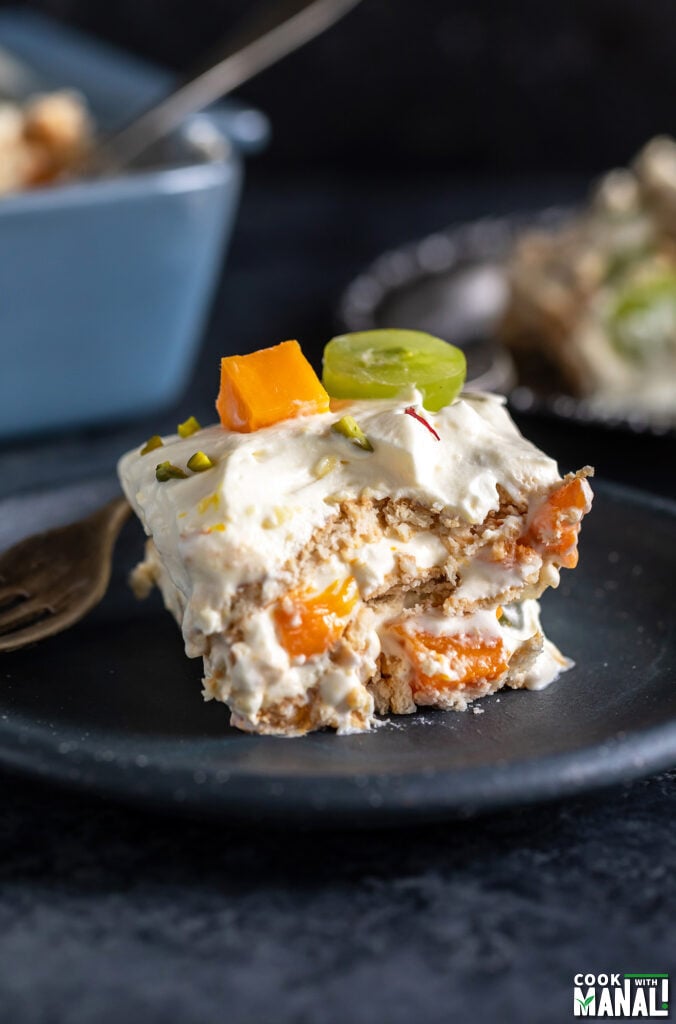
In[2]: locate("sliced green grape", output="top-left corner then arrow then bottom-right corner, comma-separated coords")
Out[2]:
322,330 -> 466,411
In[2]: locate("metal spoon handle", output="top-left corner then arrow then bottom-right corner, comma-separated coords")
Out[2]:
99,0 -> 361,171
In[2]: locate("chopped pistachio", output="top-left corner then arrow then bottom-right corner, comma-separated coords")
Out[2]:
313,455 -> 339,479
331,415 -> 374,451
140,434 -> 163,455
155,461 -> 188,482
177,415 -> 201,438
187,451 -> 215,473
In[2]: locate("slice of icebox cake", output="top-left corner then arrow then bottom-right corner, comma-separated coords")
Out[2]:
118,331 -> 593,736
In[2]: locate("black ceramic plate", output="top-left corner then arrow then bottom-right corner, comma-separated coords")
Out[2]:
339,210 -> 675,437
0,477 -> 675,826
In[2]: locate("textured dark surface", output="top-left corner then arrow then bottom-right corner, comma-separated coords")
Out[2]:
0,173 -> 675,1022
1,772 -> 675,1024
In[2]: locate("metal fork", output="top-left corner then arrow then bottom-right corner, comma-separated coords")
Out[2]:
0,497 -> 130,652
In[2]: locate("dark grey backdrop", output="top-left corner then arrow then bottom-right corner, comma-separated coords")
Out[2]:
0,0 -> 674,175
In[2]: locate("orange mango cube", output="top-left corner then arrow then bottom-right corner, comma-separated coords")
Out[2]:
525,476 -> 593,570
274,578 -> 359,660
392,626 -> 509,694
216,340 -> 330,433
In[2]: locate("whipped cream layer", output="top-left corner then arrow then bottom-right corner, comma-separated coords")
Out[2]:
118,389 -> 560,619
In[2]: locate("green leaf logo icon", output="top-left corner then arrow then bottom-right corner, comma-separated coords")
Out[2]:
576,995 -> 595,1008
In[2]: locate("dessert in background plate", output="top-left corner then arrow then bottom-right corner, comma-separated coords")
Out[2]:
499,136 -> 676,423
118,332 -> 593,736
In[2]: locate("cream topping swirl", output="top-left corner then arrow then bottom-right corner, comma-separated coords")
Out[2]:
118,389 -> 561,627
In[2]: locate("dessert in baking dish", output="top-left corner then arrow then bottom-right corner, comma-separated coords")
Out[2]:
0,90 -> 91,193
118,332 -> 592,736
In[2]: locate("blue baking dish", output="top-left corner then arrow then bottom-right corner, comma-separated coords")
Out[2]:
0,11 -> 269,439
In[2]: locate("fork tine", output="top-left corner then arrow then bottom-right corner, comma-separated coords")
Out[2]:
0,618 -> 57,653
0,599 -> 95,652
0,495 -> 130,651
0,586 -> 30,608
0,597 -> 53,635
